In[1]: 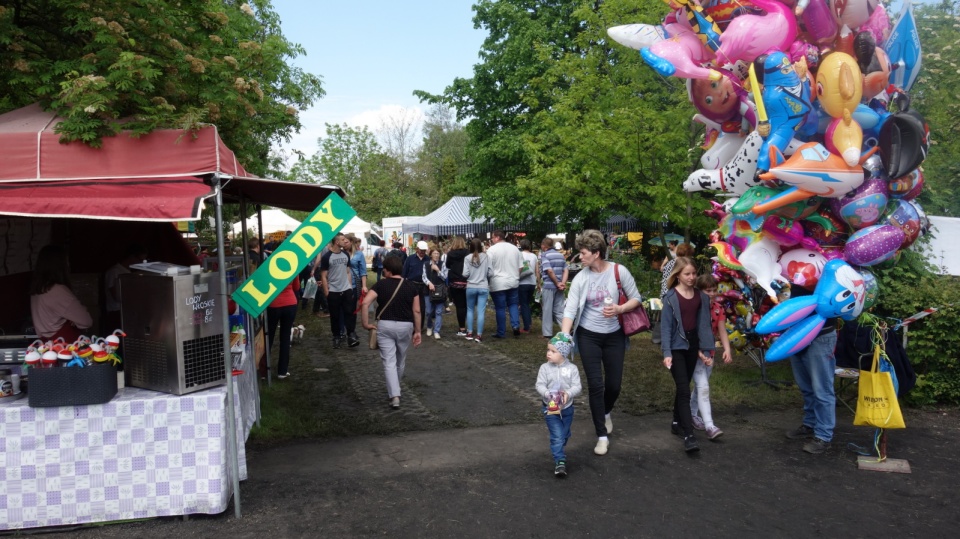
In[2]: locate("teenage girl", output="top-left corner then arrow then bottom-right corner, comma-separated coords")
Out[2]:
661,257 -> 715,453
690,274 -> 733,441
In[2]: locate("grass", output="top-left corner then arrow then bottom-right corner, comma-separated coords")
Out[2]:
249,278 -> 804,445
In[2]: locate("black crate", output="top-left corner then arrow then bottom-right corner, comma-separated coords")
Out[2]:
28,363 -> 118,407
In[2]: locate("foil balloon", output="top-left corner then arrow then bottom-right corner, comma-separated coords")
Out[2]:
802,205 -> 848,246
829,177 -> 889,230
878,93 -> 930,179
799,0 -> 838,45
739,236 -> 788,302
883,199 -> 926,248
688,68 -> 757,133
713,0 -> 798,66
606,24 -> 667,50
844,224 -> 905,266
754,142 -> 867,216
755,259 -> 866,361
685,131 -> 764,195
761,215 -> 819,250
889,168 -> 923,201
779,248 -> 827,290
829,0 -> 879,30
755,51 -> 814,172
640,11 -> 719,80
693,114 -> 746,170
859,268 -> 880,310
731,185 -> 821,221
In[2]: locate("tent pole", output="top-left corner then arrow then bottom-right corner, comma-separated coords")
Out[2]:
255,206 -> 273,387
238,198 -> 261,429
213,173 -> 242,519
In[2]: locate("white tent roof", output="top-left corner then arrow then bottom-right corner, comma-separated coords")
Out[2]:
341,215 -> 372,238
232,209 -> 301,235
402,196 -> 500,236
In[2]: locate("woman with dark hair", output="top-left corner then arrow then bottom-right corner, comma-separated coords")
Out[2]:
561,230 -> 643,457
30,245 -> 93,342
444,236 -> 470,336
461,237 -> 493,343
518,238 -> 539,333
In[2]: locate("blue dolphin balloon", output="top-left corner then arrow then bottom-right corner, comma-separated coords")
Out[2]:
755,259 -> 866,361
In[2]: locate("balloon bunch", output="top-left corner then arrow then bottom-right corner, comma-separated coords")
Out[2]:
609,1 -> 927,361
24,330 -> 126,369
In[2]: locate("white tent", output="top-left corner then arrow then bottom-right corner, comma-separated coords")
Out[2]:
231,209 -> 301,235
341,215 -> 372,238
917,216 -> 960,276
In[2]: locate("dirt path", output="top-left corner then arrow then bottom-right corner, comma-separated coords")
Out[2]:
34,330 -> 960,538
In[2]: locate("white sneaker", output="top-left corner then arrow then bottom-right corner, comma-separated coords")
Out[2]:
594,438 -> 609,456
605,415 -> 613,435
426,328 -> 433,336
433,332 -> 441,340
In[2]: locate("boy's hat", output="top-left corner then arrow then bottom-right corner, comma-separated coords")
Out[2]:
549,332 -> 574,359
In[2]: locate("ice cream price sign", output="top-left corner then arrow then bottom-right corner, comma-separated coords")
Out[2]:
232,193 -> 356,317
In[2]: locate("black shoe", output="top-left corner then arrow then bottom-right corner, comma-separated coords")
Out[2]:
347,332 -> 360,347
683,435 -> 700,453
513,328 -> 521,337
785,424 -> 815,440
333,337 -> 342,349
554,461 -> 567,477
803,437 -> 831,454
671,422 -> 682,437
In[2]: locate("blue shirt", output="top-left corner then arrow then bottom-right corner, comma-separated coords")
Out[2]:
402,253 -> 428,283
540,249 -> 567,289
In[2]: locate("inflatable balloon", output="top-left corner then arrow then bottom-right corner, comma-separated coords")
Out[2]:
779,248 -> 827,290
684,131 -> 764,195
607,24 -> 667,50
755,259 -> 866,361
688,68 -> 757,132
693,114 -> 747,169
859,3 -> 891,46
843,224 -> 905,266
878,94 -> 930,179
859,268 -> 880,310
755,51 -> 814,172
802,205 -> 848,246
754,142 -> 867,216
885,1 -> 922,91
829,0 -> 879,30
799,0 -> 838,45
829,177 -> 888,230
889,168 -> 923,201
816,52 -> 863,164
713,0 -> 798,66
738,236 -> 787,302
641,11 -> 718,80
762,215 -> 818,250
883,199 -> 925,248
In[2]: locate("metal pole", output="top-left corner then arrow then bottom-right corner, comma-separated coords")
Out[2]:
238,199 -> 260,429
256,206 -> 272,387
213,174 -> 242,518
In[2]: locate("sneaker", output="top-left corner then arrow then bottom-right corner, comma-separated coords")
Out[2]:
465,333 -> 474,341
706,426 -> 723,440
277,372 -> 291,379
426,328 -> 433,337
347,332 -> 360,348
683,435 -> 700,453
785,424 -> 815,440
554,461 -> 567,478
671,422 -> 682,437
594,439 -> 609,456
803,437 -> 830,454
692,415 -> 705,431
513,328 -> 521,337
390,397 -> 400,410
605,415 -> 613,436
456,330 -> 467,337
474,335 -> 483,344
332,337 -> 342,349
433,332 -> 441,340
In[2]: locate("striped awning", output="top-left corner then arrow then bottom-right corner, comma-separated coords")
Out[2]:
402,196 -> 502,236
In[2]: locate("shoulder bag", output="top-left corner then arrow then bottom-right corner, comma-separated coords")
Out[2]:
853,345 -> 906,429
614,264 -> 651,337
370,278 -> 404,350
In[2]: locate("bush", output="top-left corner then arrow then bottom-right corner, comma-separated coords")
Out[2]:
870,249 -> 960,405
610,252 -> 661,299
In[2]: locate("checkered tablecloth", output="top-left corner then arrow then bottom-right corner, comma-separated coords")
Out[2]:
0,385 -> 247,530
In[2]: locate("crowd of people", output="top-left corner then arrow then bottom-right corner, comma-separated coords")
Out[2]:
253,229 -> 838,479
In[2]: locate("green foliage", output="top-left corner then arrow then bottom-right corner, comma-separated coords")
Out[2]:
912,2 -> 960,216
0,0 -> 324,175
869,249 -> 960,404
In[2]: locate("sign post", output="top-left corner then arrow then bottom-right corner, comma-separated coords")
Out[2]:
232,194 -> 356,317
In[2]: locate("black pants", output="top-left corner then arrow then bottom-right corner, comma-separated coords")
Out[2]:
267,304 -> 298,375
576,326 -> 626,437
449,286 -> 467,330
670,330 -> 700,437
328,289 -> 357,338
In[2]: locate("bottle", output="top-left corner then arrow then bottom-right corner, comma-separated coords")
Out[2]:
603,292 -> 615,308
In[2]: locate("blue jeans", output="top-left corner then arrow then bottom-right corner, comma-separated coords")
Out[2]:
543,404 -> 574,463
790,330 -> 837,442
465,288 -> 489,336
490,287 -> 520,337
425,296 -> 445,334
518,284 -> 535,331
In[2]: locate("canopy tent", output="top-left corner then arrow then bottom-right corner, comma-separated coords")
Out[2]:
402,196 -> 501,236
341,215 -> 373,239
232,209 -> 301,235
919,216 -> 960,276
0,103 -> 343,219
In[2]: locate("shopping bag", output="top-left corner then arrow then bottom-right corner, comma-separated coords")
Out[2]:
854,345 -> 906,429
303,277 -> 318,300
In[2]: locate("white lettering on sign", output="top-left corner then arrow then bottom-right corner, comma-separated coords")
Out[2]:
186,295 -> 216,311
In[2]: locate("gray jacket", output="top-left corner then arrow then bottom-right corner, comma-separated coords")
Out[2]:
461,253 -> 493,289
562,262 -> 643,336
535,359 -> 582,410
660,288 -> 715,358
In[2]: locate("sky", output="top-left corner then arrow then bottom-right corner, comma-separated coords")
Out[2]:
270,1 -> 488,158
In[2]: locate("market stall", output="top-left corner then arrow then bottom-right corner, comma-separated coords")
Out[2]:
0,103 -> 344,529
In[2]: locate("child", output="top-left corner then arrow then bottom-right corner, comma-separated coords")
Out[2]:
535,332 -> 582,477
690,274 -> 733,440
661,257 -> 715,453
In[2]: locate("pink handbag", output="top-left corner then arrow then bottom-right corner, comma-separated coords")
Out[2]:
614,264 -> 651,336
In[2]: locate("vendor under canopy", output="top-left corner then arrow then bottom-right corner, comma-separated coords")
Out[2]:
29,244 -> 93,342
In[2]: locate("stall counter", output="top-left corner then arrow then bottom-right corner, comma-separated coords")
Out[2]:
0,385 -> 247,530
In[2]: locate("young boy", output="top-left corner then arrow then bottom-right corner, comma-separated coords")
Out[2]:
691,274 -> 733,439
535,332 -> 582,477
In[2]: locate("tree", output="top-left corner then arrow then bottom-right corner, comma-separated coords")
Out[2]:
287,123 -> 381,194
415,104 -> 470,209
0,0 -> 323,176
417,0 -> 705,233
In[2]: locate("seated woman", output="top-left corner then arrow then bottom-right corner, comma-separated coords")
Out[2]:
30,244 -> 93,342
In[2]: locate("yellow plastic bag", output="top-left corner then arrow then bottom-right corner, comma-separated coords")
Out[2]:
853,346 -> 906,429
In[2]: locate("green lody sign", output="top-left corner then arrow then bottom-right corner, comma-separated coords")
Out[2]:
232,193 -> 356,317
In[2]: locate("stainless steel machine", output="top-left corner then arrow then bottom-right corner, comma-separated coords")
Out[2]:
120,270 -> 226,395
